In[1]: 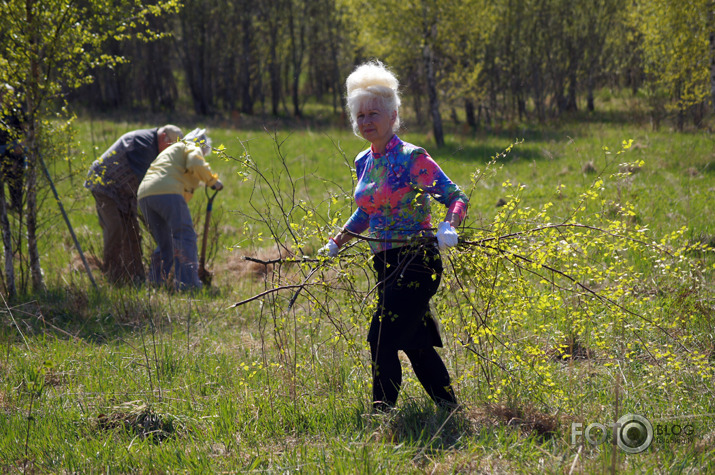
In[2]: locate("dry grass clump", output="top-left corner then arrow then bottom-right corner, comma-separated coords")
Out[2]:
484,403 -> 560,440
42,368 -> 68,388
694,430 -> 715,454
581,161 -> 597,174
219,246 -> 295,280
94,400 -> 176,442
69,253 -> 103,274
618,162 -> 642,174
0,389 -> 12,414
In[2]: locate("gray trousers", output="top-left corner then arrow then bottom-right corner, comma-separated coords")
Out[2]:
139,194 -> 201,290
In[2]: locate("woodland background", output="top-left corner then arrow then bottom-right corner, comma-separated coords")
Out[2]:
35,0 -> 715,133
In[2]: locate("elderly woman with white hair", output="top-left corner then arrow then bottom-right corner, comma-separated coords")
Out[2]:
320,60 -> 469,411
138,128 -> 223,291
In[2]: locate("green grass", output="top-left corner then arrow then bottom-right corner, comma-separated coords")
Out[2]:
0,109 -> 713,473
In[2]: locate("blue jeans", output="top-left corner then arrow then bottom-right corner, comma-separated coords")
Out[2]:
139,194 -> 201,290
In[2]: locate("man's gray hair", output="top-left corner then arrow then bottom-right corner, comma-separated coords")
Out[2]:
158,124 -> 183,143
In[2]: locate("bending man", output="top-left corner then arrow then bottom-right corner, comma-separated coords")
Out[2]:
85,125 -> 182,285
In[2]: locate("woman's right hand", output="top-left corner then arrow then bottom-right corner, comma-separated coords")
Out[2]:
318,238 -> 340,258
436,221 -> 459,249
211,180 -> 224,191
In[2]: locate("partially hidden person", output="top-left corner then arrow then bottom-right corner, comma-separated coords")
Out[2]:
0,84 -> 26,212
85,124 -> 183,285
138,128 -> 223,292
320,60 -> 469,412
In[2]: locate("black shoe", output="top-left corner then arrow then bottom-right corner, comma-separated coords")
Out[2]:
372,400 -> 395,414
436,397 -> 460,412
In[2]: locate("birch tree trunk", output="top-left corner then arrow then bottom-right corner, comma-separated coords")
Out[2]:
26,8 -> 45,293
423,24 -> 444,148
25,145 -> 44,291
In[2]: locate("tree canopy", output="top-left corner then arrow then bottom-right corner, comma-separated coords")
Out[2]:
46,0 -> 713,131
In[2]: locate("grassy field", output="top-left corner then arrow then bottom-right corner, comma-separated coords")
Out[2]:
0,108 -> 713,473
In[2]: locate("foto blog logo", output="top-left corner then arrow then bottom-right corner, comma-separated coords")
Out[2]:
571,413 -> 654,454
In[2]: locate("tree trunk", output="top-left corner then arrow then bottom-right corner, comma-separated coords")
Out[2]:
239,15 -> 254,115
423,26 -> 443,147
269,31 -> 281,116
329,21 -> 341,114
258,0 -> 283,117
25,148 -> 44,292
517,96 -> 526,120
406,69 -> 424,126
566,69 -> 578,112
26,8 -> 45,292
533,65 -> 545,122
587,71 -> 595,112
465,100 -> 476,129
288,1 -> 304,118
177,4 -> 211,116
710,26 -> 715,110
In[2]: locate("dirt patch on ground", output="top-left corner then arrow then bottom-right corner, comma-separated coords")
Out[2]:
69,253 -> 103,273
218,246 -> 295,280
482,403 -> 560,440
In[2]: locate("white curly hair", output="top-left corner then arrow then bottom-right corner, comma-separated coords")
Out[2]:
183,127 -> 212,156
345,60 -> 401,137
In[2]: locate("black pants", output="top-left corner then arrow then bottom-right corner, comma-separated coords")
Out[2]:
370,334 -> 457,410
368,245 -> 457,410
368,245 -> 444,349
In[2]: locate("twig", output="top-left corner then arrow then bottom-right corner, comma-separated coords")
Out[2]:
2,294 -> 29,351
287,265 -> 320,311
568,445 -> 582,475
242,255 -> 319,265
229,284 -> 315,308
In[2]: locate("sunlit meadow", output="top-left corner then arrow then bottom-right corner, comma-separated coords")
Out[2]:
1,105 -> 713,472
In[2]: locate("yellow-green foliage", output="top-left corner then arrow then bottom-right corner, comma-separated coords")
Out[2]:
629,0 -> 712,110
220,135 -> 713,425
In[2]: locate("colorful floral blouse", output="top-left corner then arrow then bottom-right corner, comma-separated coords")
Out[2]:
343,135 -> 468,253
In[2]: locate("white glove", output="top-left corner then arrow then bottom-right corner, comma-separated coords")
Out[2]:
436,221 -> 459,249
318,238 -> 339,258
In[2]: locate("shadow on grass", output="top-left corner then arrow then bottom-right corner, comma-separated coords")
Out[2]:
434,140 -> 543,164
0,283 -> 216,344
358,399 -> 562,459
361,401 -> 475,453
410,125 -> 583,165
